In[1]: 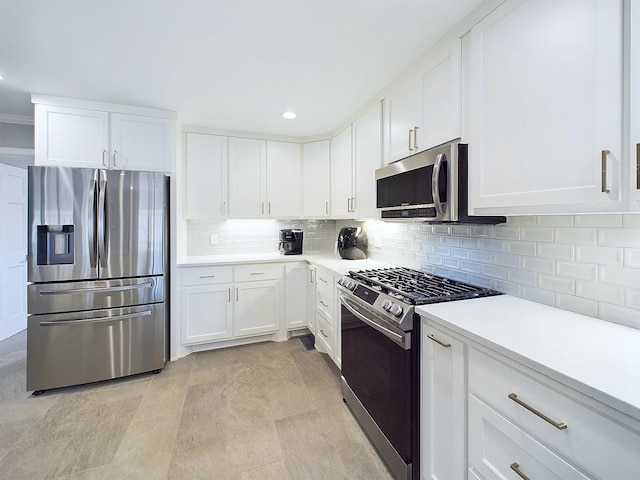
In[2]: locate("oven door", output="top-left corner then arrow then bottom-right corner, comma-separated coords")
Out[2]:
340,294 -> 415,463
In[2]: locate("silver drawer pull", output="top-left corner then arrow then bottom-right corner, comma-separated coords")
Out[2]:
319,277 -> 327,283
320,329 -> 328,338
508,393 -> 567,430
601,149 -> 611,193
427,333 -> 451,348
199,275 -> 216,279
319,300 -> 329,307
250,272 -> 265,275
510,462 -> 530,480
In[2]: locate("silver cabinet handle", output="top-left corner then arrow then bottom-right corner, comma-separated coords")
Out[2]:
222,200 -> 227,215
113,150 -> 119,167
510,462 -> 530,480
408,129 -> 413,151
309,269 -> 315,284
320,329 -> 328,338
268,202 -> 271,215
261,202 -> 265,215
250,272 -> 265,275
601,149 -> 611,193
427,333 -> 451,348
319,300 -> 328,307
636,143 -> 640,190
351,197 -> 355,212
318,277 -> 327,283
199,275 -> 216,279
413,126 -> 419,151
508,393 -> 567,430
325,201 -> 329,215
102,150 -> 108,167
235,288 -> 239,301
228,288 -> 231,302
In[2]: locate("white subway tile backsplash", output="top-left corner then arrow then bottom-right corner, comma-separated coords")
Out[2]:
537,274 -> 575,294
450,248 -> 470,260
460,237 -> 480,249
554,228 -> 597,245
451,225 -> 471,236
554,293 -> 599,317
576,280 -> 625,305
598,228 -> 640,248
470,250 -> 494,263
599,265 -> 640,288
506,241 -> 536,256
555,261 -> 598,281
521,286 -> 555,305
480,264 -> 507,280
493,253 -> 521,269
625,249 -> 640,268
623,214 -> 640,228
478,238 -> 507,253
575,245 -> 623,265
442,236 -> 460,246
493,226 -> 520,240
599,303 -> 640,329
491,280 -> 520,296
536,215 -> 574,226
626,289 -> 640,309
536,243 -> 574,261
506,216 -> 536,226
521,227 -> 554,242
460,260 -> 482,274
435,246 -> 451,257
469,225 -> 494,237
521,256 -> 555,274
575,214 -> 623,227
443,258 -> 460,269
506,268 -> 536,286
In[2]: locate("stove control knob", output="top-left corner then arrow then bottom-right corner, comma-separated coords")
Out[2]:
390,304 -> 404,317
382,300 -> 393,311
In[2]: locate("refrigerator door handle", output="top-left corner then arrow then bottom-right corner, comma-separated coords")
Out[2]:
89,173 -> 98,268
39,310 -> 153,326
97,171 -> 108,268
38,282 -> 154,296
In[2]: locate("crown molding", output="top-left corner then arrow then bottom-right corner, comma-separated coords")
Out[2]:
0,114 -> 34,125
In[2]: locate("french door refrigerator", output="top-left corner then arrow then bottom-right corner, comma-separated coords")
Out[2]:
26,166 -> 168,393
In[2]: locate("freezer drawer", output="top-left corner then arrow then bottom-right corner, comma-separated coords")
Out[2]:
27,303 -> 166,392
28,276 -> 165,315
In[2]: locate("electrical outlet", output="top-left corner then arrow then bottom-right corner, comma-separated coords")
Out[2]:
210,234 -> 219,245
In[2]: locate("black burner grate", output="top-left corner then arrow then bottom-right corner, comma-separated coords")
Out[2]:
349,267 -> 501,305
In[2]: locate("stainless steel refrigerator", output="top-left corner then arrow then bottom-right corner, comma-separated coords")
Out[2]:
26,166 -> 168,393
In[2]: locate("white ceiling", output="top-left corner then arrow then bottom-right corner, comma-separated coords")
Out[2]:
0,0 -> 484,137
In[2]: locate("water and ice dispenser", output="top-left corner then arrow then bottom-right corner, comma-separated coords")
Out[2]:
36,225 -> 75,265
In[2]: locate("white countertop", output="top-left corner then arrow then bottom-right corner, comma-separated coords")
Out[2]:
417,295 -> 640,422
178,252 -> 396,277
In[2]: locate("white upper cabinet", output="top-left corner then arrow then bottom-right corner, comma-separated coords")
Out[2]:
331,102 -> 382,219
228,137 -> 302,219
466,0 -> 624,214
302,140 -> 331,218
383,39 -> 462,164
184,132 -> 228,219
331,124 -> 354,218
266,141 -> 302,218
352,102 -> 382,218
228,137 -> 266,218
33,96 -> 175,172
630,1 -> 640,209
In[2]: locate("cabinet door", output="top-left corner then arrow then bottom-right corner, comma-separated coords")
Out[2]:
331,124 -> 354,218
306,265 -> 316,334
630,1 -> 640,209
110,113 -> 174,172
285,263 -> 307,330
419,39 -> 462,151
234,279 -> 280,337
34,104 -> 109,168
185,133 -> 228,219
302,141 -> 331,218
422,322 -> 466,480
266,141 -> 302,218
181,284 -> 233,344
353,102 -> 382,218
467,0 -> 623,214
228,137 -> 266,218
383,74 -> 422,163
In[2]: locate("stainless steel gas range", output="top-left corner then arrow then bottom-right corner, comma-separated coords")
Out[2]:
337,267 -> 501,480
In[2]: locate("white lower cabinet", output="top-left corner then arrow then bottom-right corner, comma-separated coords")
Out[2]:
180,263 -> 284,346
305,264 -> 316,335
421,320 -> 466,480
420,318 -> 640,480
313,266 -> 340,367
285,262 -> 307,330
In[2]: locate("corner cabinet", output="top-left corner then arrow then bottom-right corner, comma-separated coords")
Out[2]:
466,0 -> 625,214
285,262 -> 307,330
383,39 -> 462,164
331,102 -> 382,219
228,138 -> 302,219
302,140 -> 331,218
33,96 -> 175,172
184,132 -> 228,219
630,1 -> 640,209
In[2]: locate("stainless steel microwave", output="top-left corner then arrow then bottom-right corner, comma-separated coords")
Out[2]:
375,140 -> 506,224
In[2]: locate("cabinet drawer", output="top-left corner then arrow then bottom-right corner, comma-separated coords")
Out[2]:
234,263 -> 283,282
315,267 -> 336,296
315,312 -> 334,356
316,289 -> 333,321
469,348 -> 640,479
468,394 -> 591,480
180,266 -> 233,286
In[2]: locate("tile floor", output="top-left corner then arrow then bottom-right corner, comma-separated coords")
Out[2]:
0,331 -> 393,479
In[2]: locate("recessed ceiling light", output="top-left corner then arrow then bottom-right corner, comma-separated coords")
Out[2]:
0,74 -> 4,80
282,111 -> 296,120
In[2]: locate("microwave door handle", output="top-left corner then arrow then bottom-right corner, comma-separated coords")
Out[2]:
432,153 -> 445,216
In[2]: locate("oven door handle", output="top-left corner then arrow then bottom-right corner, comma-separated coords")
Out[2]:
341,297 -> 410,350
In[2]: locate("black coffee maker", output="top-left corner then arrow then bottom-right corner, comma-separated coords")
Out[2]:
279,229 -> 303,255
